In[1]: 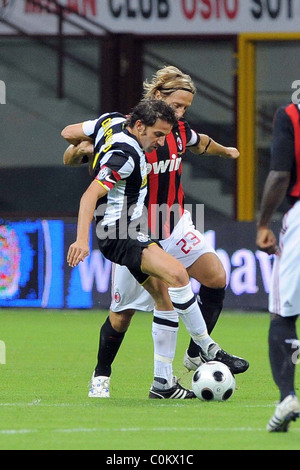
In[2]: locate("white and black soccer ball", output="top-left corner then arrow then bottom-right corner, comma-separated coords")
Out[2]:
192,361 -> 236,402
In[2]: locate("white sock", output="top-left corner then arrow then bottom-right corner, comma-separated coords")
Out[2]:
168,283 -> 214,355
152,309 -> 178,389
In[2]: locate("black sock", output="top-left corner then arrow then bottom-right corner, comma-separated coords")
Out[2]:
187,285 -> 225,358
268,315 -> 298,402
94,316 -> 125,377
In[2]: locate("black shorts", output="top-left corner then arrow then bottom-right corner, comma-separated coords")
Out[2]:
97,233 -> 158,285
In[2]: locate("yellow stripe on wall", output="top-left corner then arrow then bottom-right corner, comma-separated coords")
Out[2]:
237,32 -> 300,221
237,34 -> 256,221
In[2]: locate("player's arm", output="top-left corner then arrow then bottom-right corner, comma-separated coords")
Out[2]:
256,170 -> 290,255
61,123 -> 93,146
189,134 -> 240,160
257,107 -> 294,254
63,141 -> 94,167
67,180 -> 108,267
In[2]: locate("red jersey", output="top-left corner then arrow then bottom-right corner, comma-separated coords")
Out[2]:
270,103 -> 300,205
145,119 -> 200,240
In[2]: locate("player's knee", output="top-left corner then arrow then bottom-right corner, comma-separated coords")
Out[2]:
168,264 -> 189,287
207,270 -> 226,289
109,309 -> 134,333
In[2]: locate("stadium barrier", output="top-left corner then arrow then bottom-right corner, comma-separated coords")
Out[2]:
0,218 -> 280,311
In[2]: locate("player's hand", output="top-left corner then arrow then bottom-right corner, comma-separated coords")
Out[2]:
256,226 -> 278,255
78,140 -> 94,155
67,242 -> 90,267
77,141 -> 95,175
223,147 -> 240,160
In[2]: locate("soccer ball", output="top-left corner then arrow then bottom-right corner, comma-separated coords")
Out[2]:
192,361 -> 236,402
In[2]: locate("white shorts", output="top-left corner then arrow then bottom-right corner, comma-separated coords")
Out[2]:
110,210 -> 216,313
269,200 -> 300,317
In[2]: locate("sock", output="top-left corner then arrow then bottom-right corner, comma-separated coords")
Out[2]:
152,309 -> 179,389
268,315 -> 298,402
168,283 -> 214,355
94,316 -> 125,377
187,285 -> 225,358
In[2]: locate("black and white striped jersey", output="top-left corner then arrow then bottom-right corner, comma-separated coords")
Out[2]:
82,112 -> 148,237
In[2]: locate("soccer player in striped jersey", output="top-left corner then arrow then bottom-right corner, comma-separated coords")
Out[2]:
64,68 -> 249,399
256,102 -> 300,432
64,98 -> 239,400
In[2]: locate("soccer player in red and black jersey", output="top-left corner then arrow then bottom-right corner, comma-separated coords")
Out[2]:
64,67 -> 249,399
257,102 -> 300,431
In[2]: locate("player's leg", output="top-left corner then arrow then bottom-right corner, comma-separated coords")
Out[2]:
95,309 -> 135,377
111,265 -> 183,397
185,252 -> 226,360
188,252 -> 226,333
143,243 -> 249,373
89,263 -> 183,399
160,210 -> 225,335
89,309 -> 135,398
269,314 -> 298,401
160,212 -> 249,374
267,205 -> 300,431
142,275 -> 195,399
89,264 -> 145,398
267,313 -> 300,432
185,253 -> 248,374
151,308 -> 181,393
141,245 -> 217,358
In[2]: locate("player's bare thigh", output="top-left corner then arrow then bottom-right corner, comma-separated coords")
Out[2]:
187,252 -> 226,289
141,243 -> 189,288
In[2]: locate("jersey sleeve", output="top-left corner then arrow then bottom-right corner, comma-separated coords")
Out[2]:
82,118 -> 99,138
270,106 -> 295,172
95,151 -> 134,191
82,113 -> 110,139
183,120 -> 201,147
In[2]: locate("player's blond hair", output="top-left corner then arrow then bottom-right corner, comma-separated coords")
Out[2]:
143,66 -> 196,99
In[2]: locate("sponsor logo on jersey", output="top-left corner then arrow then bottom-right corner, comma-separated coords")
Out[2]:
147,156 -> 182,175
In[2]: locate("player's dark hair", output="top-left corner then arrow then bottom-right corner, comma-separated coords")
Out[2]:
127,98 -> 177,129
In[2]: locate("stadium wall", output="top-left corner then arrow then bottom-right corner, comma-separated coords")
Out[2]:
0,218 -> 280,311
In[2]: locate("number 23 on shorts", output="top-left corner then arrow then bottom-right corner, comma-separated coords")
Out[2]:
176,232 -> 201,255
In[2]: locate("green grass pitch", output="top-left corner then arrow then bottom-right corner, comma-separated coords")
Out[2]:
0,309 -> 299,450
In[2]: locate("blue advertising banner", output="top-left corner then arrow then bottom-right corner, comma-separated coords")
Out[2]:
0,218 -> 280,311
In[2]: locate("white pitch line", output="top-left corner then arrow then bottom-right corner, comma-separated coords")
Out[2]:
0,402 -> 90,408
0,429 -> 38,435
3,426 -> 299,435
0,402 -> 275,408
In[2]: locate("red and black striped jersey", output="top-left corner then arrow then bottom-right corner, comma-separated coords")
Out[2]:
146,118 -> 200,240
270,103 -> 300,205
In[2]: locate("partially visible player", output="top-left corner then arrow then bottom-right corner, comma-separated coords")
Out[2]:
256,102 -> 300,432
